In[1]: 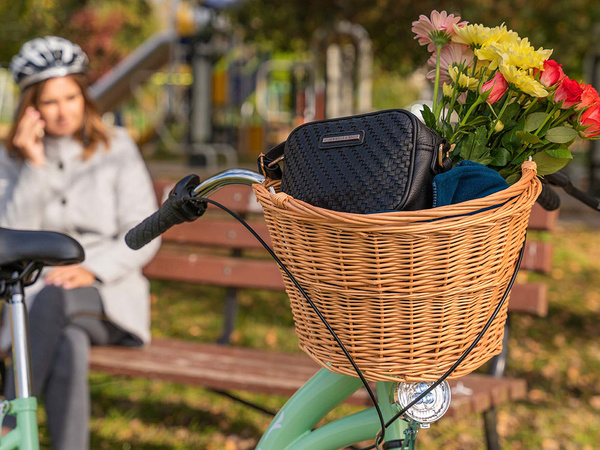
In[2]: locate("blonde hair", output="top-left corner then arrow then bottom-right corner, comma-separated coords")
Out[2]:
7,74 -> 110,160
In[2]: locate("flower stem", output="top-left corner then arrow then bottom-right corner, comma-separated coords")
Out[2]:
433,44 -> 443,122
487,92 -> 513,140
551,108 -> 575,128
534,105 -> 560,136
459,96 -> 484,127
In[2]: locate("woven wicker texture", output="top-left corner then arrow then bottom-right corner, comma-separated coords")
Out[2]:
253,161 -> 542,382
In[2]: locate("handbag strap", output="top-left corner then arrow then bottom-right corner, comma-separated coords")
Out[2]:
257,142 -> 285,180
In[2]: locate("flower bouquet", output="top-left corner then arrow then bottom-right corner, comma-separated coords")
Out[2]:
412,10 -> 600,183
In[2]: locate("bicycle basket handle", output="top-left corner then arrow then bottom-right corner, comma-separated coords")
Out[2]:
125,175 -> 206,250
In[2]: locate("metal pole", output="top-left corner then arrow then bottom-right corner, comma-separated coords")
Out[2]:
8,278 -> 34,399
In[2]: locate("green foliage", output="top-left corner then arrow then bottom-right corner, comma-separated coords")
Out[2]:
0,0 -> 158,83
371,68 -> 423,110
0,0 -> 86,63
226,0 -> 600,77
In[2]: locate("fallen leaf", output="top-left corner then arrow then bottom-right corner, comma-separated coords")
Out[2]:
590,396 -> 600,410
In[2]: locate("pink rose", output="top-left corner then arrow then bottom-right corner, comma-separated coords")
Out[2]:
537,60 -> 565,87
577,83 -> 600,110
554,78 -> 583,108
481,72 -> 508,104
580,104 -> 600,138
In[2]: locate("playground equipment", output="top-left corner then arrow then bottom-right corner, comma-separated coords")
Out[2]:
83,4 -> 375,170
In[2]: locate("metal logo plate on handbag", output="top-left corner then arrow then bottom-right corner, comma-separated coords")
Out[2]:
318,131 -> 365,149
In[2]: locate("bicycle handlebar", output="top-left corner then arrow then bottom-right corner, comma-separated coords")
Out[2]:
126,166 -> 600,249
536,183 -> 561,211
536,171 -> 600,212
125,169 -> 265,250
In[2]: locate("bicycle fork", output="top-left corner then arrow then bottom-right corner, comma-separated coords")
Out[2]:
0,277 -> 40,450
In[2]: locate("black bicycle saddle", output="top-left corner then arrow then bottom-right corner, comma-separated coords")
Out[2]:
0,227 -> 85,271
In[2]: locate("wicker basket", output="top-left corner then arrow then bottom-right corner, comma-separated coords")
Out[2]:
253,161 -> 542,382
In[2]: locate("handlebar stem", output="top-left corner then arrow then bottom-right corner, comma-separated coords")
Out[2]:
191,169 -> 265,199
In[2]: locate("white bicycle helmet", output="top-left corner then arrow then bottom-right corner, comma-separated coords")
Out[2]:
9,36 -> 89,90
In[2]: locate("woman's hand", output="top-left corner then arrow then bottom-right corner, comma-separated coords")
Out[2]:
45,265 -> 96,290
12,106 -> 46,166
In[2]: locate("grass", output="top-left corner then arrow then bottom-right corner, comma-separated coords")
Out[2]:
32,222 -> 600,449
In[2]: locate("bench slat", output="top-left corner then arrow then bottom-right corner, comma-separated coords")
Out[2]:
89,338 -> 527,416
509,283 -> 548,316
528,203 -> 558,231
162,219 -> 271,249
522,241 -> 553,273
143,251 -> 284,290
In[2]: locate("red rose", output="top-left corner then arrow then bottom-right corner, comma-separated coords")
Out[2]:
554,78 -> 583,109
537,60 -> 565,87
577,83 -> 600,110
481,72 -> 508,104
580,104 -> 600,137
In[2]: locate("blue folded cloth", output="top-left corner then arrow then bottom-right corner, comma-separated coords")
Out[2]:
433,161 -> 508,207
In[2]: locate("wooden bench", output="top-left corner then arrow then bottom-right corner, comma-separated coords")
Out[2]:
89,181 -> 557,449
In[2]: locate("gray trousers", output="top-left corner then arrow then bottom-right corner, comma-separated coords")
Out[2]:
3,285 -> 132,450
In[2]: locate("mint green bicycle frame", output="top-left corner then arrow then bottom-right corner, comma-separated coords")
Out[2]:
257,369 -> 418,449
0,278 -> 40,450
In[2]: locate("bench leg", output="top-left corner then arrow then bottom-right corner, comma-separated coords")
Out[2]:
217,287 -> 238,344
483,320 -> 510,450
483,407 -> 500,450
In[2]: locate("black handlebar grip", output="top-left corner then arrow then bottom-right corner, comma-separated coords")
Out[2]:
537,183 -> 561,211
126,175 -> 206,250
125,199 -> 188,250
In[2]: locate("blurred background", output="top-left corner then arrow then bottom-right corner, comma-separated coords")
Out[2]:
2,0 -> 600,195
0,1 -> 599,449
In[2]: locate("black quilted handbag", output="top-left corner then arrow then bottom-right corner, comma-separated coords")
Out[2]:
258,109 -> 451,214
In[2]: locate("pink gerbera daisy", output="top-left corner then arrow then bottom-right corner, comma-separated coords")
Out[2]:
412,10 -> 467,52
426,43 -> 474,83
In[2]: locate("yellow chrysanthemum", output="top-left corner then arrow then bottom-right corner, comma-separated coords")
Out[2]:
479,37 -> 552,71
499,62 -> 548,97
442,82 -> 454,98
448,66 -> 479,90
452,23 -> 519,50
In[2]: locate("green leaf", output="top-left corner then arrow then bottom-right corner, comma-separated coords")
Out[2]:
545,126 -> 579,144
511,151 -> 531,166
500,102 -> 521,122
532,151 -> 571,175
490,147 -> 511,166
456,126 -> 490,163
457,126 -> 493,165
457,133 -> 476,160
524,112 -> 549,132
461,116 -> 490,130
501,119 -> 518,131
545,147 -> 573,159
470,126 -> 490,161
501,119 -> 525,151
505,171 -> 521,185
516,131 -> 543,145
441,121 -> 453,141
421,104 -> 437,130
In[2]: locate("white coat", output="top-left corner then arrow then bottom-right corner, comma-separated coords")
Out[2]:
0,127 -> 160,345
